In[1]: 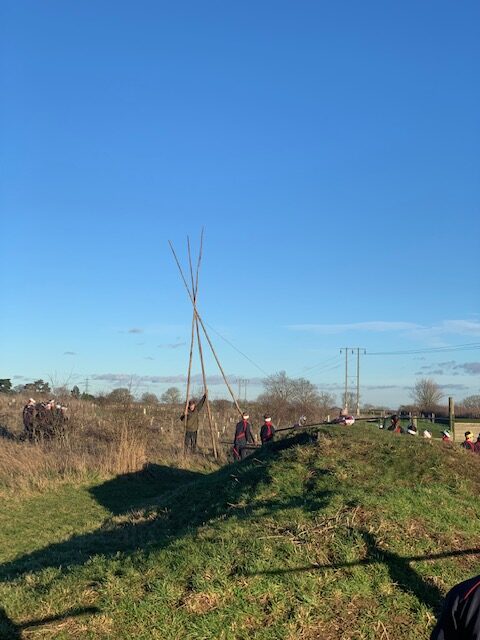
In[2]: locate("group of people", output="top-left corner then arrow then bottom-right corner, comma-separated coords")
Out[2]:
381,414 -> 480,453
231,412 -> 277,460
22,398 -> 68,441
382,414 -> 424,435
460,430 -> 480,453
180,394 -> 302,459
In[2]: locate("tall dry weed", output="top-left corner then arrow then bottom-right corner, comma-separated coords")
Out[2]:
0,394 -> 239,493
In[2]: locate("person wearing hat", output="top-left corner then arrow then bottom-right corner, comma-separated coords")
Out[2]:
430,573 -> 480,639
180,393 -> 207,452
441,430 -> 452,442
293,415 -> 307,430
461,431 -> 475,451
22,399 -> 36,438
260,414 -> 275,445
233,412 -> 255,461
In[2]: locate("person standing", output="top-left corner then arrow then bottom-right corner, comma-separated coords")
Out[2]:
461,431 -> 475,451
22,398 -> 36,439
180,393 -> 206,453
260,414 -> 275,444
233,412 -> 255,460
474,435 -> 480,454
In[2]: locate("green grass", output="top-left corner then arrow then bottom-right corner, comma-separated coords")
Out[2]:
1,425 -> 480,639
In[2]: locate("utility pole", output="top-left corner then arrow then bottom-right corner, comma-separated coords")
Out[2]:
356,348 -> 366,416
340,348 -> 349,411
237,378 -> 248,403
340,348 -> 365,414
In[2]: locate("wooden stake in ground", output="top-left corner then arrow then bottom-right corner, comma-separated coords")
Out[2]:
183,297 -> 197,454
187,232 -> 218,458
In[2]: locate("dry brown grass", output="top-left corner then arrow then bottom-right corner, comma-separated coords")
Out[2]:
0,394 -> 244,493
0,392 -> 327,494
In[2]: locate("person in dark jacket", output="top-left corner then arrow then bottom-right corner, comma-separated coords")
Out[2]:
474,435 -> 480,454
180,393 -> 206,452
233,412 -> 255,460
431,574 -> 480,639
22,399 -> 36,438
462,431 -> 475,451
260,414 -> 275,444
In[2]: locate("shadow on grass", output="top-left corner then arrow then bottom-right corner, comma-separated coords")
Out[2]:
243,529 -> 480,610
0,606 -> 99,640
0,433 -> 327,583
89,463 -> 203,515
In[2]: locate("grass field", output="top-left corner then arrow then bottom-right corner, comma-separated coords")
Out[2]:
1,423 -> 479,639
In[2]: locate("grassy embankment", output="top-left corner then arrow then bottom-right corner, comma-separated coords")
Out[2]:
1,423 -> 479,639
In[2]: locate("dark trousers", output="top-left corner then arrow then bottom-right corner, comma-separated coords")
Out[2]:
185,430 -> 197,452
233,442 -> 249,461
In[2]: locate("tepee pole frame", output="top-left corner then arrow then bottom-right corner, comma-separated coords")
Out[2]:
187,232 -> 218,458
168,239 -> 243,421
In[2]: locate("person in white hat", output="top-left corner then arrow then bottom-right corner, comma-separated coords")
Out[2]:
233,411 -> 255,460
260,414 -> 275,444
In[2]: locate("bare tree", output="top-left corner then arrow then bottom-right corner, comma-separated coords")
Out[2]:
257,371 -> 294,420
462,394 -> 480,417
107,388 -> 134,404
318,391 -> 336,416
141,392 -> 159,405
291,378 -> 320,415
411,378 -> 443,412
161,387 -> 181,404
258,372 -> 332,423
262,371 -> 294,404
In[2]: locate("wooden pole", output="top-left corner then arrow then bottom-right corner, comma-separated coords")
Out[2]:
449,396 -> 455,443
188,233 -> 218,458
169,240 -> 243,416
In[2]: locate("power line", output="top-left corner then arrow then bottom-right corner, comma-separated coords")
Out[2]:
204,321 -> 269,376
366,342 -> 480,356
302,355 -> 340,373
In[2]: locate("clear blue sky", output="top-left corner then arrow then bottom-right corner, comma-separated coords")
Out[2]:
1,1 -> 479,407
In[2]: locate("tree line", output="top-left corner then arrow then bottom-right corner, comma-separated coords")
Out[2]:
1,375 -> 479,418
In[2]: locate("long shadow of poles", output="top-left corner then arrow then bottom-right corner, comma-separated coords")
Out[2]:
1,432 -> 467,615
0,434 -> 325,584
242,529 -> 480,610
0,606 -> 99,640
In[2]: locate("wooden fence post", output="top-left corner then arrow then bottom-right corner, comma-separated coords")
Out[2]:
449,397 -> 455,443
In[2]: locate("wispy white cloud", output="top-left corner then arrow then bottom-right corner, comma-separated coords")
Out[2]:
63,351 -> 76,356
288,319 -> 480,340
157,342 -> 187,349
455,362 -> 480,375
288,321 -> 419,334
442,320 -> 480,336
90,373 -> 263,387
416,360 -> 480,376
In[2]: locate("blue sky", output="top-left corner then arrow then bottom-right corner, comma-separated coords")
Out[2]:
1,1 -> 479,407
